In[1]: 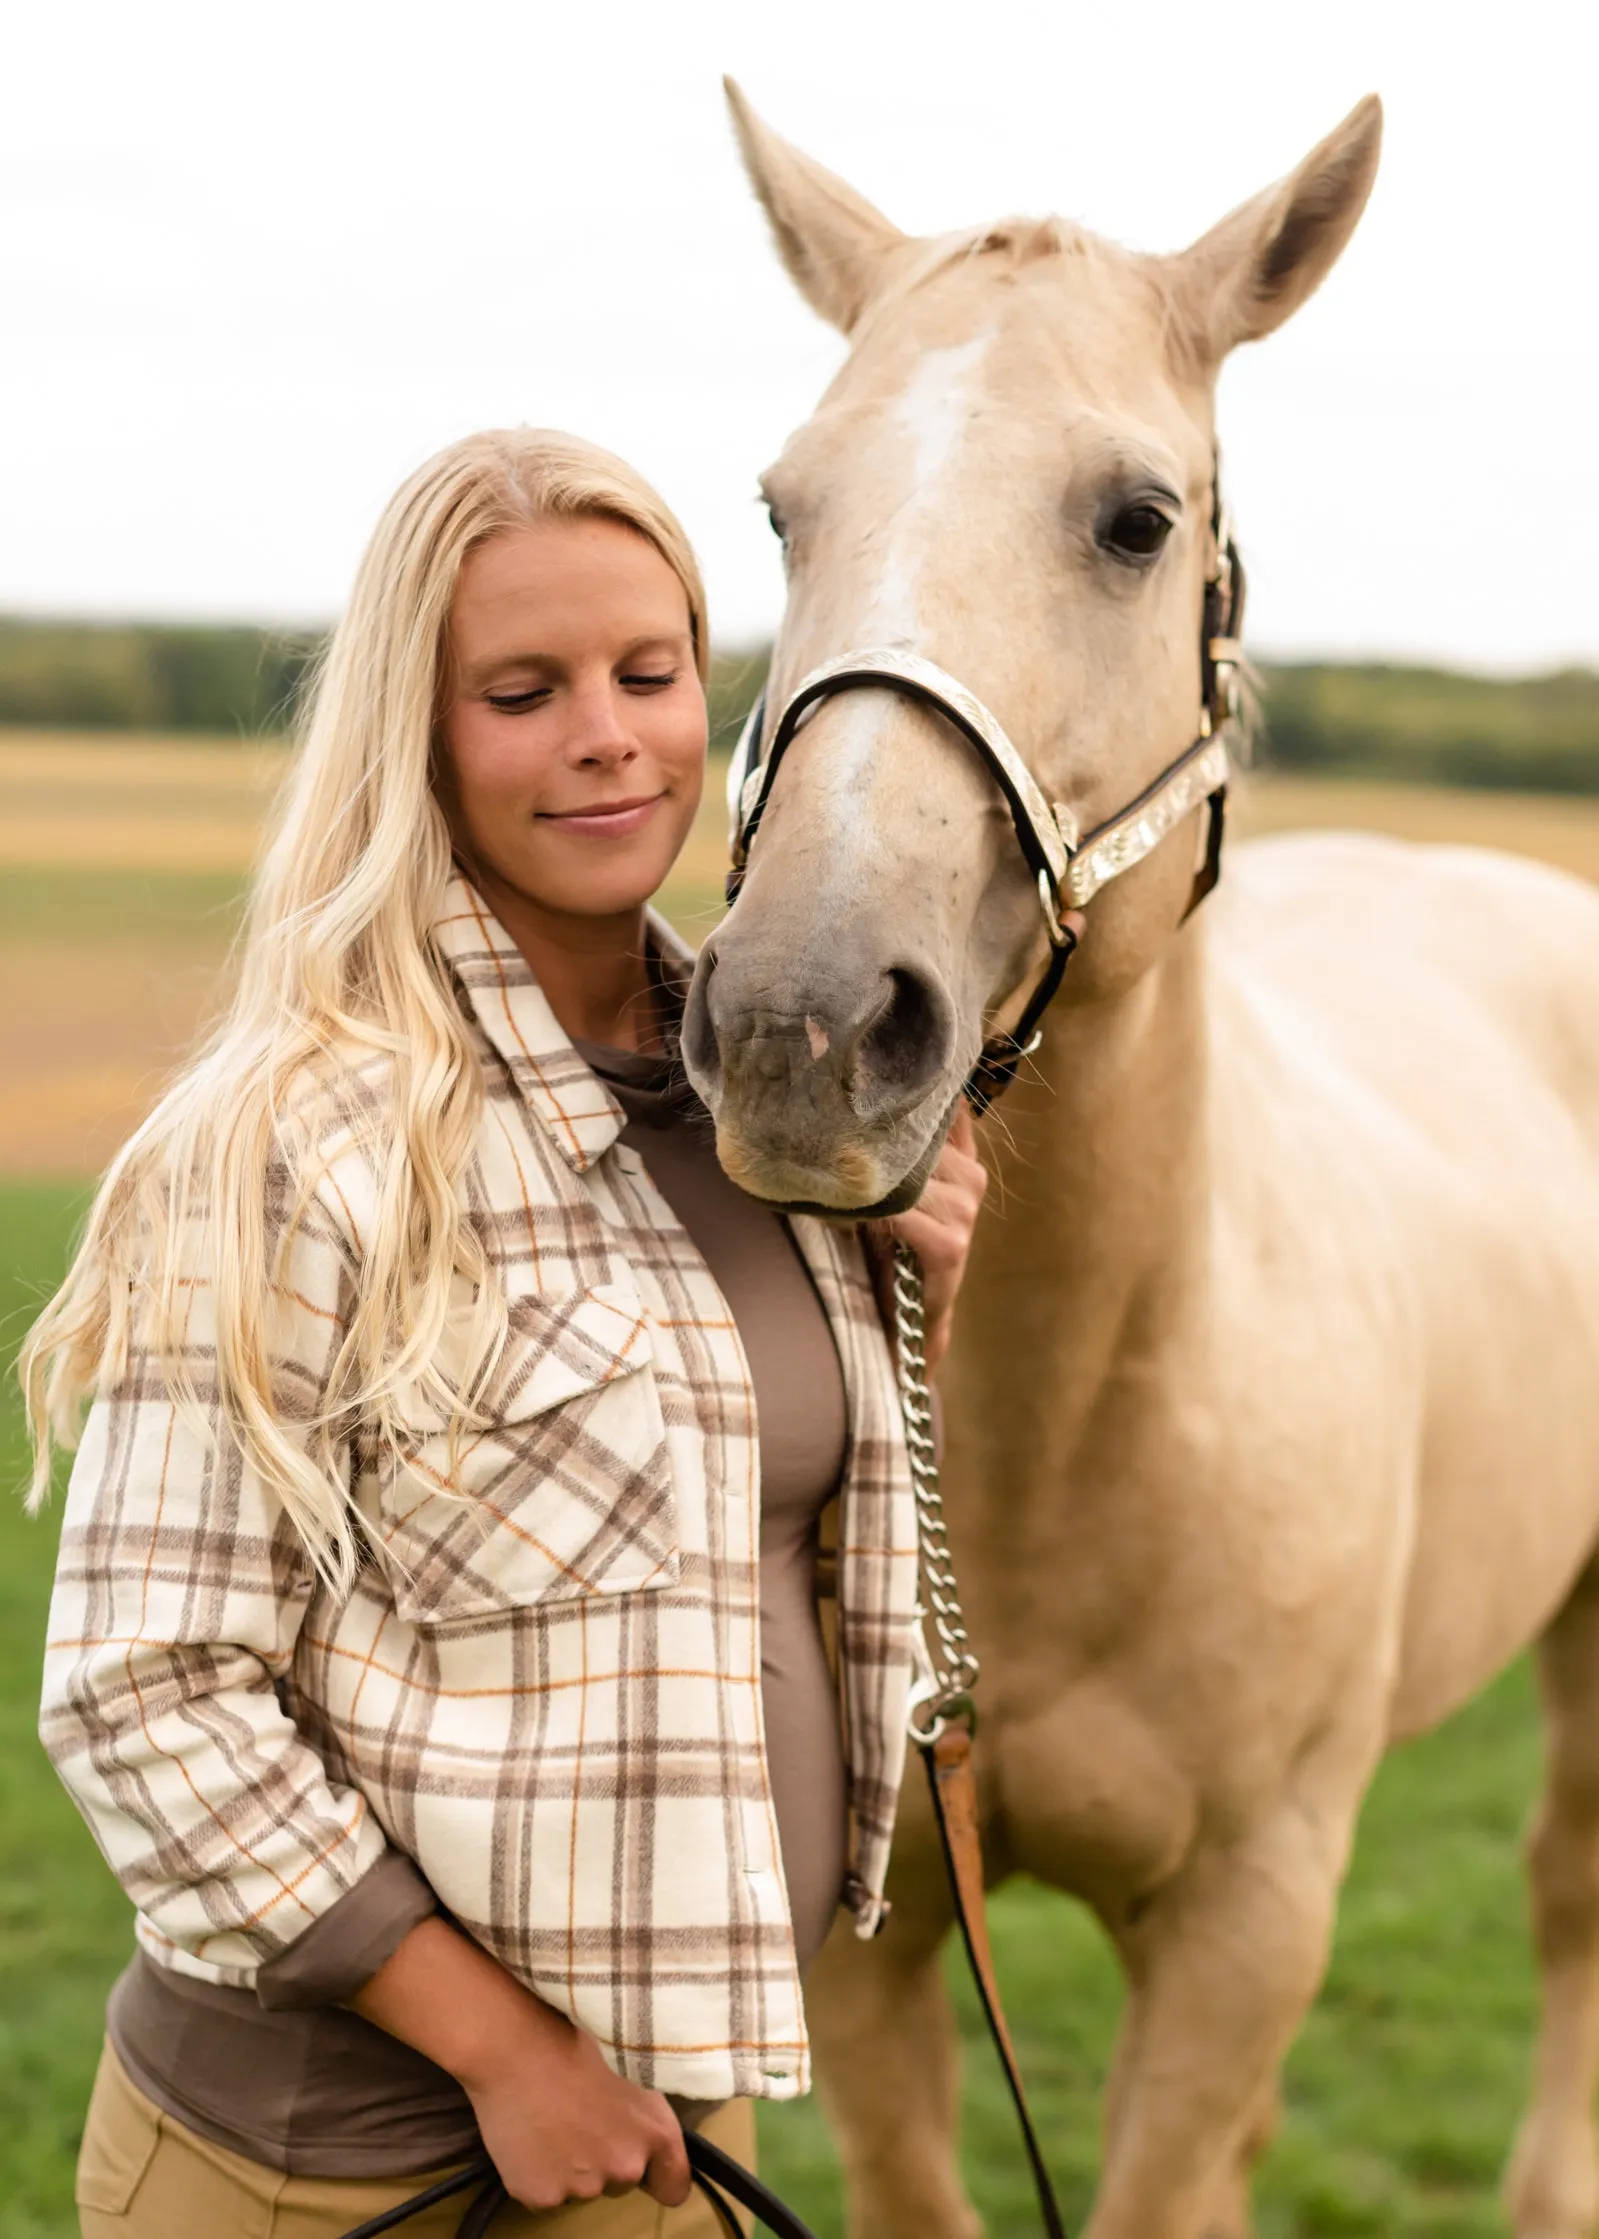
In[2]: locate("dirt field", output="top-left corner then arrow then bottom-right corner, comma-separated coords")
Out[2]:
4,729 -> 1598,1177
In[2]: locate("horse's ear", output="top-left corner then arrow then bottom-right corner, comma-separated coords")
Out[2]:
1163,96 -> 1383,364
723,78 -> 908,334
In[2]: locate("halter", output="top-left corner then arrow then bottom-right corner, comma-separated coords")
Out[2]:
724,471 -> 1246,1112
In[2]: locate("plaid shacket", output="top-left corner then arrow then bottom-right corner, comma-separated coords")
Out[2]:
42,875 -> 919,2102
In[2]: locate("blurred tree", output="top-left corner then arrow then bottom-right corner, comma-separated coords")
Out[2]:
0,619 -> 319,735
0,619 -> 1592,796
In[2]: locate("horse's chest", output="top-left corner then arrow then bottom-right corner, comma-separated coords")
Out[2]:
978,1684 -> 1201,1919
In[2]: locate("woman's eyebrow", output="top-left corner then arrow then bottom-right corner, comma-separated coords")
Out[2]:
460,647 -> 557,688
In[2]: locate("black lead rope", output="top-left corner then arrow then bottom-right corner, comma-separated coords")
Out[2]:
338,2128 -> 819,2239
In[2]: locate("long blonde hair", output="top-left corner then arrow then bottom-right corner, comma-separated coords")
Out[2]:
21,427 -> 709,1589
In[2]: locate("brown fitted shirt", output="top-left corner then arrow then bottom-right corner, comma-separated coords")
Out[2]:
107,1001 -> 851,2178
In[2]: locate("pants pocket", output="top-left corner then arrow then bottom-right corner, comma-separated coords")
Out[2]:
75,2041 -> 161,2216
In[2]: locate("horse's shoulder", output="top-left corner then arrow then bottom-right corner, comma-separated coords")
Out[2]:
1206,828 -> 1599,1180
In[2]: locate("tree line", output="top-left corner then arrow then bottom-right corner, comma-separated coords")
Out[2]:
0,617 -> 1594,794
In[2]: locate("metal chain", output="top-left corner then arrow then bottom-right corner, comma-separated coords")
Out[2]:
892,1240 -> 980,1747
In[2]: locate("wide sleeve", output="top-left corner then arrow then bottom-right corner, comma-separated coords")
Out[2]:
38,1164 -> 423,2000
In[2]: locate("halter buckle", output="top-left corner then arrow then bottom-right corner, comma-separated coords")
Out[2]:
1038,869 -> 1073,948
1208,635 -> 1243,724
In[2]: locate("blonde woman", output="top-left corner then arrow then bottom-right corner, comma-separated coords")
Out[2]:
24,430 -> 985,2238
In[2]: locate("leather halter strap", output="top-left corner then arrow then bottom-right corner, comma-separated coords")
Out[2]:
724,474 -> 1245,1111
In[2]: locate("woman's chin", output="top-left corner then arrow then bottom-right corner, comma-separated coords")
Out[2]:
470,846 -> 680,927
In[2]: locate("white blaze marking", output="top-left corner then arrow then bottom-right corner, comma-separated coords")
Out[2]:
832,328 -> 996,787
900,332 -> 993,490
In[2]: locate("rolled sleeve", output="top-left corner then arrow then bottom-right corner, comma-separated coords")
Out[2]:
255,1849 -> 438,2010
40,1163 -> 390,1989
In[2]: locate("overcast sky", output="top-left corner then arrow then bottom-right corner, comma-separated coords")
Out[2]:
3,0 -> 1594,671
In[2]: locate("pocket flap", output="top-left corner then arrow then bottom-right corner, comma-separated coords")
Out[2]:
492,1280 -> 654,1423
396,1279 -> 653,1434
380,1280 -> 677,1621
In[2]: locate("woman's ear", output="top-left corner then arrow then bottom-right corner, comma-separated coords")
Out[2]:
723,77 -> 909,334
1160,96 -> 1383,365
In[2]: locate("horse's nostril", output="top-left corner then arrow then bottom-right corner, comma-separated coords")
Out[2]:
853,967 -> 953,1117
681,948 -> 722,1090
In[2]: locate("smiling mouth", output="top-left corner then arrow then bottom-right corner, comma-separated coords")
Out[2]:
539,793 -> 666,838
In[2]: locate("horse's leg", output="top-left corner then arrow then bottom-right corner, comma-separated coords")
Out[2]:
806,1878 -> 977,2239
1101,1928 -> 1281,2239
1506,1556 -> 1599,2239
1083,1794 -> 1355,2239
1190,2078 -> 1281,2239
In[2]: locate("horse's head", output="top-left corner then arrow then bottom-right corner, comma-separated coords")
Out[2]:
682,84 -> 1381,1213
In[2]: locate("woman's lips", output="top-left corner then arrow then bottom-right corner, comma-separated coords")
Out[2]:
538,793 -> 665,840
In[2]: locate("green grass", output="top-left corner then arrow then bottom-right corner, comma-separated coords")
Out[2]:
0,866 -> 246,946
0,1185 -> 1551,2236
0,1181 -> 128,2239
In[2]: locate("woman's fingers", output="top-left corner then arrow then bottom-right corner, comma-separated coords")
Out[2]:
872,1109 -> 990,1374
865,1106 -> 992,1372
887,1145 -> 987,1266
641,2113 -> 693,2208
889,1204 -> 961,1276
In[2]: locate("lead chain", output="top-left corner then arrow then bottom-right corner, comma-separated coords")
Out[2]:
892,1240 -> 980,1746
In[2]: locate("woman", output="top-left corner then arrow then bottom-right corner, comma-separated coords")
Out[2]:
24,429 -> 986,2237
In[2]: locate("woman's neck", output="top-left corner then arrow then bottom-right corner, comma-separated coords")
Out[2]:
467,862 -> 662,1053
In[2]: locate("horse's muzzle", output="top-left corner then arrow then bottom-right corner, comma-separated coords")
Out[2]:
681,937 -> 957,1212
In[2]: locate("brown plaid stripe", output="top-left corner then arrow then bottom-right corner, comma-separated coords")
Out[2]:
42,874 -> 916,2103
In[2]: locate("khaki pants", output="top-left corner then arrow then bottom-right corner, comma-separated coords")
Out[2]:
77,2039 -> 756,2239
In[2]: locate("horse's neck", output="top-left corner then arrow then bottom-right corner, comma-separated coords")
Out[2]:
962,934 -> 1211,1418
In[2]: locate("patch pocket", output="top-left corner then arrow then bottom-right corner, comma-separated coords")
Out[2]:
379,1281 -> 679,1624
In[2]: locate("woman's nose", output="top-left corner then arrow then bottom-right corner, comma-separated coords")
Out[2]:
566,685 -> 637,765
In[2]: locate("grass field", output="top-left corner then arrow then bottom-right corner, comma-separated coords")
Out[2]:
3,734 -> 1595,2233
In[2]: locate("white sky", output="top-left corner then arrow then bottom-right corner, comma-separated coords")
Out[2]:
2,0 -> 1594,671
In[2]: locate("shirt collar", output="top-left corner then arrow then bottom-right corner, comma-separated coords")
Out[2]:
430,872 -> 628,1174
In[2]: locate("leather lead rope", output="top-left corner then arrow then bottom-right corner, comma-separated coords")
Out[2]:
925,1725 -> 1068,2239
338,2127 -> 821,2239
894,1243 -> 1070,2239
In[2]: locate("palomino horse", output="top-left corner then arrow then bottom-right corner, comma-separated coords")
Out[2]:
683,86 -> 1599,2239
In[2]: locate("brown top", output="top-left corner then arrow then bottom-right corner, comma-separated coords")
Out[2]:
576,1027 -> 851,1981
106,998 -> 851,2179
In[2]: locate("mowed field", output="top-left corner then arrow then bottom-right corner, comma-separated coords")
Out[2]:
5,731 -> 1599,2234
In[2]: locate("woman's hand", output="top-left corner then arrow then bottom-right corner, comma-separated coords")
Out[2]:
462,1996 -> 690,2212
351,1915 -> 691,2211
873,1104 -> 989,1375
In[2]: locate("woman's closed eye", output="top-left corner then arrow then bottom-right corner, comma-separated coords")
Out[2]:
484,686 -> 551,712
484,670 -> 680,712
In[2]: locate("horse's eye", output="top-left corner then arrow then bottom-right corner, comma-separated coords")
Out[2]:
1103,504 -> 1175,562
766,503 -> 788,545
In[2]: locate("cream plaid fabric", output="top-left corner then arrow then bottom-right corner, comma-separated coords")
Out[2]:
42,874 -> 919,2103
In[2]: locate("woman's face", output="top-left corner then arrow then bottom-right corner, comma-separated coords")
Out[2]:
438,516 -> 706,925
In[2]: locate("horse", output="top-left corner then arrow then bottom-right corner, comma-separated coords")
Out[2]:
680,83 -> 1599,2239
